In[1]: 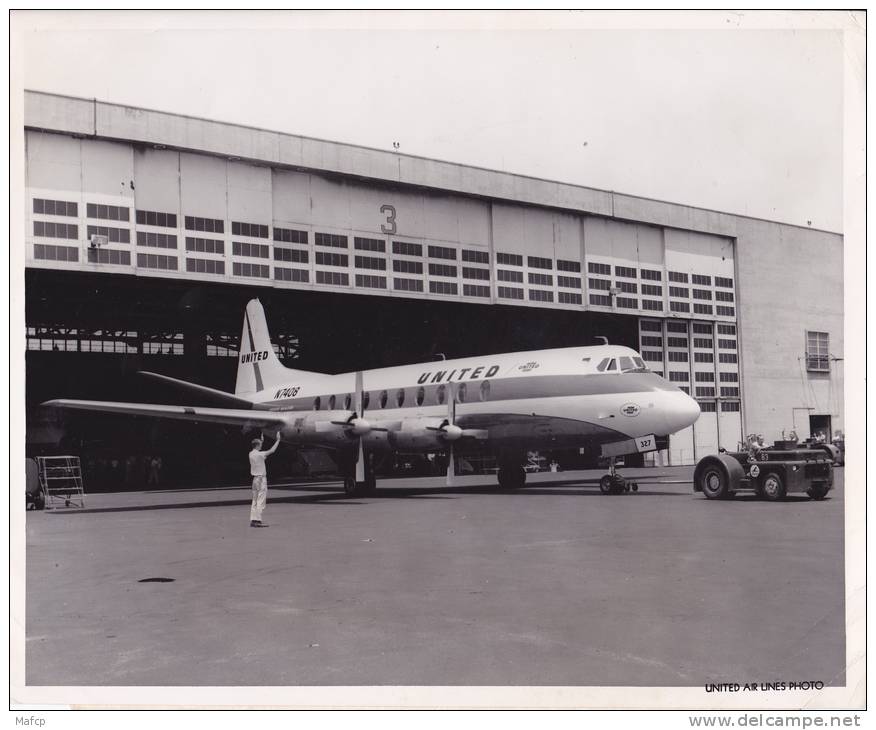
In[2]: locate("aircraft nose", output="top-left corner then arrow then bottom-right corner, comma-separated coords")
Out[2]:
665,391 -> 701,434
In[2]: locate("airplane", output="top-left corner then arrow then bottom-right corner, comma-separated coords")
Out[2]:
44,299 -> 701,496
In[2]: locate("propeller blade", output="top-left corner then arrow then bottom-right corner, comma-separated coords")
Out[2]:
354,370 -> 363,417
447,441 -> 455,484
447,381 -> 456,424
355,436 -> 365,483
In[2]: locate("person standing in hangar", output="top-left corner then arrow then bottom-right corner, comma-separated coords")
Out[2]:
249,432 -> 281,528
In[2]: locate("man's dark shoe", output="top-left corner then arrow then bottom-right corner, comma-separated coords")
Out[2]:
250,520 -> 268,528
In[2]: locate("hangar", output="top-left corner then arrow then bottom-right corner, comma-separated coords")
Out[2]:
21,90 -> 844,487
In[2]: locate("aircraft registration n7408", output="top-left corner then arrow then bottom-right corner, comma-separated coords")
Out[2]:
44,299 -> 701,496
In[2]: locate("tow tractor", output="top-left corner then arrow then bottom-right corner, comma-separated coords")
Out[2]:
694,436 -> 834,501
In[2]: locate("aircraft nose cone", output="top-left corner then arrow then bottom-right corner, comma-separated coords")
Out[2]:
676,393 -> 701,431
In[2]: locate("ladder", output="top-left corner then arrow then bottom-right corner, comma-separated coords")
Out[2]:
36,456 -> 86,509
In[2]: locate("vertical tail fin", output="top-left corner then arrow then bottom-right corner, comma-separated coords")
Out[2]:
235,299 -> 320,395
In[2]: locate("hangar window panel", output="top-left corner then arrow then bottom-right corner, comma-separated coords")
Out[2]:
667,351 -> 689,362
640,269 -> 662,281
719,353 -> 738,364
558,292 -> 582,305
698,401 -> 717,412
667,337 -> 688,348
428,245 -> 457,260
137,232 -> 178,250
136,210 -> 178,228
719,372 -> 739,382
87,203 -> 129,221
499,286 -> 524,300
642,300 -> 662,311
692,323 -> 712,334
640,321 -> 662,332
694,371 -> 715,382
693,289 -> 713,300
721,402 -> 740,412
715,276 -> 734,288
640,336 -> 663,348
694,352 -> 714,363
315,232 -> 348,249
716,306 -> 736,317
528,272 -> 553,286
693,338 -> 713,349
232,221 -> 270,238
557,259 -> 581,273
274,266 -> 308,283
668,271 -> 688,283
642,351 -> 663,362
429,281 -> 458,295
463,267 -> 490,281
354,237 -> 386,253
587,262 -> 611,275
669,286 -> 689,298
88,225 -> 130,244
588,278 -> 610,290
274,247 -> 308,263
696,387 -> 716,398
34,198 -> 78,217
316,270 -> 349,286
138,253 -> 178,271
720,386 -> 740,397
616,297 -> 638,309
355,255 -> 387,271
616,281 -> 637,294
614,266 -> 637,279
34,221 -> 78,240
428,263 -> 457,278
185,216 -> 224,233
463,284 -> 490,298
557,276 -> 581,289
527,256 -> 552,270
529,289 -> 554,303
670,301 -> 690,313
233,241 -> 270,258
718,338 -> 737,350
393,259 -> 423,275
805,331 -> 830,371
462,249 -> 489,264
641,284 -> 662,296
392,240 -> 422,257
589,293 -> 611,306
355,274 -> 387,289
87,248 -> 130,265
669,371 -> 689,382
693,303 -> 714,315
35,243 -> 79,262
692,274 -> 712,286
497,252 -> 523,267
186,237 -> 224,254
393,277 -> 423,292
666,322 -> 688,333
715,291 -> 734,302
232,262 -> 269,278
315,251 -> 348,268
186,258 -> 225,275
274,227 -> 308,245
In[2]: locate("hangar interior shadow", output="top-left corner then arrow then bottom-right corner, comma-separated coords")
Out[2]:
25,270 -> 641,489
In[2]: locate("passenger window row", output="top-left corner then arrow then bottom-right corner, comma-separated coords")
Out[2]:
308,380 -> 493,411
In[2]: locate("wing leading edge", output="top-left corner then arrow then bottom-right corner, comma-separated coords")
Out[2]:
42,399 -> 290,429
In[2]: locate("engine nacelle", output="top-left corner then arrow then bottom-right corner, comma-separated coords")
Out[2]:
388,417 -> 450,451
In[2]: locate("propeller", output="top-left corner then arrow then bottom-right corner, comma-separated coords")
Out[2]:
354,370 -> 366,483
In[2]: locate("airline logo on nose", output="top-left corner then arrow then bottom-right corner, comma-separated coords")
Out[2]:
620,403 -> 640,417
241,350 -> 269,364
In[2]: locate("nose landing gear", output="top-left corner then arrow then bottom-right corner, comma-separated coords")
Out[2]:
598,458 -> 639,495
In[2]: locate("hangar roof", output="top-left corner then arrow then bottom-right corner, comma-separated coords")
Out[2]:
22,90 -> 839,238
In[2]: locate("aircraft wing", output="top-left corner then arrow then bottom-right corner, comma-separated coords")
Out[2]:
43,399 -> 291,429
137,371 -> 255,408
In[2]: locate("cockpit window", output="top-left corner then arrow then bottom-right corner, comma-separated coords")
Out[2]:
606,358 -> 617,372
596,357 -> 609,372
619,356 -> 635,372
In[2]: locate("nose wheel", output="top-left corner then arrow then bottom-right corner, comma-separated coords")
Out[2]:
598,459 -> 639,495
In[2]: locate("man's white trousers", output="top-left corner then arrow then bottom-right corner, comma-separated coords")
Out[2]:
250,475 -> 267,521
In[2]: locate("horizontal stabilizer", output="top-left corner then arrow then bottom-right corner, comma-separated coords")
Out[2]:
43,399 -> 291,429
138,371 -> 254,408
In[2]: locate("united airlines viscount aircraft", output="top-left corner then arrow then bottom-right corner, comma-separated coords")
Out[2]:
45,299 -> 701,496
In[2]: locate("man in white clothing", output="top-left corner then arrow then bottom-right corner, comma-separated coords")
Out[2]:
249,432 -> 280,527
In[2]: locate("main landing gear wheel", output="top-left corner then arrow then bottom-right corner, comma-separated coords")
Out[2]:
760,471 -> 786,502
497,464 -> 526,490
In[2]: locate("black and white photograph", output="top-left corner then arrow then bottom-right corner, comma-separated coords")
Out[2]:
9,9 -> 865,715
